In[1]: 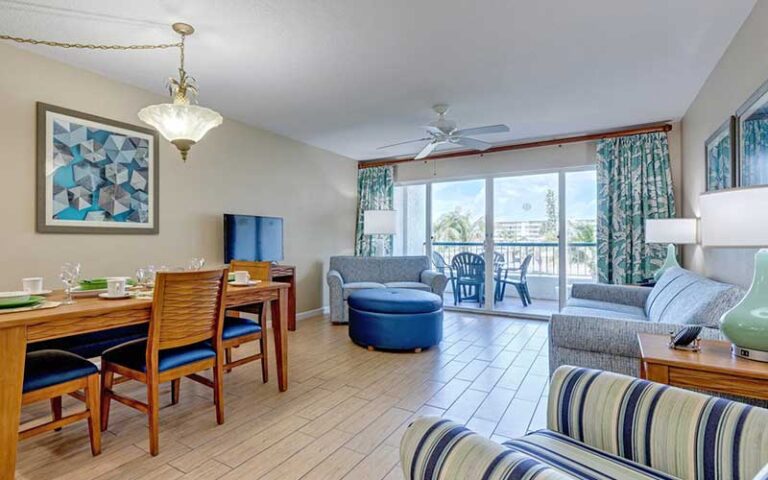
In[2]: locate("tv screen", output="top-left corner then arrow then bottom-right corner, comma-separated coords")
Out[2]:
224,214 -> 284,263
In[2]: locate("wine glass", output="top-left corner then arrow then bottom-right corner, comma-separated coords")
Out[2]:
59,262 -> 81,305
187,257 -> 206,271
136,267 -> 148,290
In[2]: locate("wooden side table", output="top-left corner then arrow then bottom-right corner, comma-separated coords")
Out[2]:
638,333 -> 768,401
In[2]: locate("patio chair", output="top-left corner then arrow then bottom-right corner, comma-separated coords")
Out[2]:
431,251 -> 457,304
451,252 -> 485,306
498,253 -> 533,307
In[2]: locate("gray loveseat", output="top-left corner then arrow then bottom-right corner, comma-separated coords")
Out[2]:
549,267 -> 745,377
326,255 -> 447,324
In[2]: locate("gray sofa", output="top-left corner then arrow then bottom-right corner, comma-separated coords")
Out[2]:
549,267 -> 745,377
326,255 -> 447,324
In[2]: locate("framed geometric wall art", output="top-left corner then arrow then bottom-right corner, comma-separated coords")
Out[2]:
704,116 -> 736,191
36,102 -> 159,234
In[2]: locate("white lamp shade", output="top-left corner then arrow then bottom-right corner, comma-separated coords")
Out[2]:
138,103 -> 223,142
364,210 -> 397,235
700,187 -> 768,247
645,218 -> 698,244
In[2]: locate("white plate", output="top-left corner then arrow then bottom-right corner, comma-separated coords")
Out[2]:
228,280 -> 262,286
0,291 -> 29,299
24,289 -> 53,296
71,286 -> 108,296
98,292 -> 133,300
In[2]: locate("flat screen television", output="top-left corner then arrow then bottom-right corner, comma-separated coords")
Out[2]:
224,214 -> 284,263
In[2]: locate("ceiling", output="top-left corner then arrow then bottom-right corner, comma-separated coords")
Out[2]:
0,0 -> 757,160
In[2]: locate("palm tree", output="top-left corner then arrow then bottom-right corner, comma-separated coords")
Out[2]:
433,208 -> 484,242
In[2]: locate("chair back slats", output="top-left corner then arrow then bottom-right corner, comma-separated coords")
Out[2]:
229,260 -> 271,282
519,254 -> 533,282
452,252 -> 485,280
149,269 -> 228,351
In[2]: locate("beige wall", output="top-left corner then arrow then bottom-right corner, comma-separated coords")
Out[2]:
681,1 -> 765,287
0,44 -> 357,312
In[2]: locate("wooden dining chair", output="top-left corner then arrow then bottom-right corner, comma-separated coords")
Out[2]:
21,349 -> 101,456
223,260 -> 269,380
100,268 -> 228,456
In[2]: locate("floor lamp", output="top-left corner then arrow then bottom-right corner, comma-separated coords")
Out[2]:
364,210 -> 396,256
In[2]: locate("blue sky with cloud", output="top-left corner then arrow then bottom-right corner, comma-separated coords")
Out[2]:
432,171 -> 596,222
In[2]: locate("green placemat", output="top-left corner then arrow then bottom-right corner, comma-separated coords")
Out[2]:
0,295 -> 44,309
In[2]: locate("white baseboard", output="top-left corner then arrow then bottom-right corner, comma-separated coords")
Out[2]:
297,306 -> 329,321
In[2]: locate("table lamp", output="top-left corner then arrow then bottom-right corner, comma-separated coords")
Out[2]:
364,210 -> 397,256
701,187 -> 768,362
645,218 -> 698,281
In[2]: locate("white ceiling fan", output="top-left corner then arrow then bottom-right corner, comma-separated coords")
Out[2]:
378,104 -> 510,160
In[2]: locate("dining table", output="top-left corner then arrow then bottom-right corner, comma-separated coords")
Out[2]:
0,280 -> 290,479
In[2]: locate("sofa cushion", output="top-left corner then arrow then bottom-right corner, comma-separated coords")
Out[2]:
645,267 -> 744,327
348,288 -> 442,314
342,282 -> 386,299
566,298 -> 648,320
505,430 -> 677,480
383,281 -> 431,291
329,256 -> 429,283
560,306 -> 648,323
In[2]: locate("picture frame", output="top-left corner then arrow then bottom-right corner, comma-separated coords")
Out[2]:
36,102 -> 159,234
736,78 -> 768,188
704,116 -> 736,191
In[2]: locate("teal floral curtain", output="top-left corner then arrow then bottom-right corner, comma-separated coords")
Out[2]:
597,132 -> 676,284
355,166 -> 394,256
741,118 -> 768,186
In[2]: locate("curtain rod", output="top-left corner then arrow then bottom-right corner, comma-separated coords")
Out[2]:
357,123 -> 672,169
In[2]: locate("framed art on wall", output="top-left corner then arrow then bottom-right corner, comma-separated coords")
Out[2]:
36,102 -> 159,234
704,116 -> 736,191
737,79 -> 768,187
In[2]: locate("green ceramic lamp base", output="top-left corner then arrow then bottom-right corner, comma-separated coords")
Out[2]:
720,249 -> 768,361
653,243 -> 680,281
731,345 -> 768,363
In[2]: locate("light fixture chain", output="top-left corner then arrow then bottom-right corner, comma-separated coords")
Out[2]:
0,33 -> 182,51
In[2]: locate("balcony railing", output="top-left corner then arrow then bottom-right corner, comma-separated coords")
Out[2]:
432,241 -> 596,278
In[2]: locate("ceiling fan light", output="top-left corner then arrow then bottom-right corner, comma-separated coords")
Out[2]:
138,103 -> 222,160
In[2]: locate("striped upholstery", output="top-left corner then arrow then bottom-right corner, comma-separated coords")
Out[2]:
400,366 -> 768,480
400,417 -> 571,480
549,367 -> 768,480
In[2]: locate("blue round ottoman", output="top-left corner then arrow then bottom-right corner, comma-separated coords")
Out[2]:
347,288 -> 443,352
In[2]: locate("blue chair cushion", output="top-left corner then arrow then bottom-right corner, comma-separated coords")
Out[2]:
23,350 -> 98,393
102,339 -> 215,373
222,317 -> 262,340
26,324 -> 148,359
347,288 -> 442,314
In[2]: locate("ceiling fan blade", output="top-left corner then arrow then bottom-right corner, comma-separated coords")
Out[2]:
414,142 -> 438,160
454,124 -> 510,137
454,137 -> 492,151
425,126 -> 446,136
377,137 -> 431,150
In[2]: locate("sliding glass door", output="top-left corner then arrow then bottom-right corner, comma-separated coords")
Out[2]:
431,179 -> 486,309
393,167 -> 596,318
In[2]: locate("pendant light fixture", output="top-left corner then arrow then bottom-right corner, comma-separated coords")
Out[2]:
1,22 -> 222,162
138,23 -> 222,161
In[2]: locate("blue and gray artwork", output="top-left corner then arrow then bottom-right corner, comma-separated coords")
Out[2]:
51,120 -> 151,224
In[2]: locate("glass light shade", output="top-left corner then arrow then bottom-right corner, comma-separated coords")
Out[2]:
720,249 -> 768,361
138,103 -> 223,160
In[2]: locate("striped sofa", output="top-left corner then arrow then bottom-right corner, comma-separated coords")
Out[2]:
400,366 -> 768,480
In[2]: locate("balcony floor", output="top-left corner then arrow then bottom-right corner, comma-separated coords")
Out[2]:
441,292 -> 560,318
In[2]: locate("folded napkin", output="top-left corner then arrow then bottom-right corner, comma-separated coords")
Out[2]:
78,278 -> 136,290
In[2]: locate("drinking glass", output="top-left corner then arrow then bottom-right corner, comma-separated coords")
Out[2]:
136,267 -> 148,290
59,262 -> 81,305
187,257 -> 206,271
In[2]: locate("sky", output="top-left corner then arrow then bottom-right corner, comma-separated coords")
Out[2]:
431,171 -> 596,222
